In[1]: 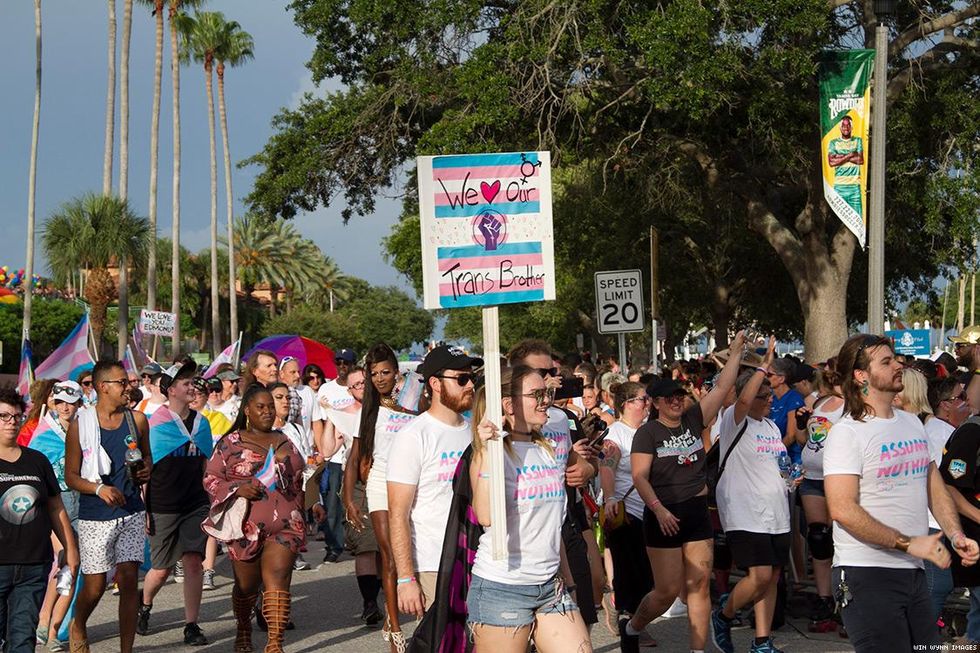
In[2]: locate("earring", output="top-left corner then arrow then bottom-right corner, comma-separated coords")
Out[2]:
860,380 -> 869,396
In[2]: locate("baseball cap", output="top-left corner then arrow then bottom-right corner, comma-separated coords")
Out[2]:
948,326 -> 980,345
216,370 -> 241,381
52,380 -> 84,404
419,345 -> 483,380
335,349 -> 357,363
648,378 -> 687,398
159,359 -> 198,394
140,363 -> 163,377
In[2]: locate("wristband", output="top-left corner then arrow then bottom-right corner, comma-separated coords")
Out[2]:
950,531 -> 965,543
478,472 -> 490,479
756,367 -> 768,374
396,576 -> 416,585
94,483 -> 105,498
649,499 -> 662,510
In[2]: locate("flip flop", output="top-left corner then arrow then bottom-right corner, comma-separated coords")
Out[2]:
67,621 -> 89,653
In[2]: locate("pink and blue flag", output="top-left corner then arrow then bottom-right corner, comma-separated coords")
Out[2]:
28,412 -> 67,468
204,335 -> 241,378
16,338 -> 33,399
417,151 -> 556,310
33,314 -> 95,383
254,446 -> 278,491
148,407 -> 214,461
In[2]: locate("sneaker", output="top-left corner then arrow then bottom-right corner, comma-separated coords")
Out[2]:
46,640 -> 66,652
324,550 -> 340,563
174,560 -> 185,583
749,637 -> 784,653
711,594 -> 734,653
36,625 -> 48,646
362,600 -> 381,626
618,617 -> 640,653
111,582 -> 120,595
183,622 -> 208,646
136,603 -> 151,636
664,597 -> 688,619
202,569 -> 216,591
294,554 -> 311,571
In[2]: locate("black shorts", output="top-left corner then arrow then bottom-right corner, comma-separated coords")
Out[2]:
643,495 -> 713,548
727,530 -> 791,569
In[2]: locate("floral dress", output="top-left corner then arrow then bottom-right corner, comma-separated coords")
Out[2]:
203,431 -> 306,561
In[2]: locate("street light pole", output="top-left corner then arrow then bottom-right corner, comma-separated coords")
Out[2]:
867,0 -> 893,334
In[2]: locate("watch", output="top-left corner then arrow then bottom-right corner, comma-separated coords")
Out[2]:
895,534 -> 911,553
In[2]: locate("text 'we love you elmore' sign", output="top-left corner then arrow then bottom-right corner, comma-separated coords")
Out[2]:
417,151 -> 556,310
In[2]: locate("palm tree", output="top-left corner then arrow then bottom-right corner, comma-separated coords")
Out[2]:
230,215 -> 322,317
42,194 -> 151,356
215,20 -> 253,344
306,257 -> 349,312
103,0 -> 116,196
116,0 -> 132,359
182,10 -> 226,355
141,0 -> 164,313
22,0 -> 42,350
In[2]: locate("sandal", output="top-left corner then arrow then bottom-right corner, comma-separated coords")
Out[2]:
67,622 -> 89,653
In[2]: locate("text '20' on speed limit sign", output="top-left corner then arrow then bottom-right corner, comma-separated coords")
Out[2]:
595,269 -> 645,334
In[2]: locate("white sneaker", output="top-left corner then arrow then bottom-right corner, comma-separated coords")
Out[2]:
664,597 -> 688,618
202,569 -> 216,591
174,560 -> 185,583
293,555 -> 311,571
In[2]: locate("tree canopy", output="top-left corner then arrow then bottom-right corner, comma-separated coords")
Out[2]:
245,0 -> 980,360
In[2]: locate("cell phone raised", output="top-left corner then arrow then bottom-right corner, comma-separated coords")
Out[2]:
554,376 -> 584,401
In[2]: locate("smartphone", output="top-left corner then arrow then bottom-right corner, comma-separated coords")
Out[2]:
588,428 -> 609,449
554,376 -> 584,401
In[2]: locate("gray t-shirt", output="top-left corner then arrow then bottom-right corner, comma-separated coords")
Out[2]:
631,404 -> 706,504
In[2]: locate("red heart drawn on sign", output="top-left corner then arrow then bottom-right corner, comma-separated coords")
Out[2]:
480,180 -> 501,204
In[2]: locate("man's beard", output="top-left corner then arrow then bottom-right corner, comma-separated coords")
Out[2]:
957,345 -> 975,367
871,368 -> 903,394
442,387 -> 475,413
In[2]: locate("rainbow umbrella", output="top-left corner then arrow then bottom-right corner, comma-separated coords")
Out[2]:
242,335 -> 338,379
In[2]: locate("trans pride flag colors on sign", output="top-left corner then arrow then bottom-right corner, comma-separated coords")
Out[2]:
417,152 -> 556,310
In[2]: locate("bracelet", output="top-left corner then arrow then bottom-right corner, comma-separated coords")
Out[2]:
478,472 -> 490,479
950,531 -> 965,543
756,367 -> 768,374
396,576 -> 416,585
649,499 -> 662,509
94,483 -> 105,498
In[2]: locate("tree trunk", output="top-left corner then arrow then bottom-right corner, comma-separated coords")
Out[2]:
170,5 -> 182,361
102,0 -> 115,196
218,63 -> 238,346
85,267 -> 116,359
116,257 -> 128,359
958,274 -> 966,332
23,0 -> 41,349
711,281 -> 732,350
206,58 -> 221,356
146,0 -> 163,311
801,282 -> 848,363
118,0 -> 131,199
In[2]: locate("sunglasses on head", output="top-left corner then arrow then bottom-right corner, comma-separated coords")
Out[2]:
53,384 -> 83,399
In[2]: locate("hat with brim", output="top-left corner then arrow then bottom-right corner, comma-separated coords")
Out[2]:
216,370 -> 241,381
948,326 -> 980,345
52,380 -> 84,404
419,345 -> 484,380
160,359 -> 198,394
140,363 -> 163,377
648,378 -> 688,399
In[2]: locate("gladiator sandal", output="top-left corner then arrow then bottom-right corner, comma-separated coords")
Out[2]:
232,590 -> 258,652
261,590 -> 291,653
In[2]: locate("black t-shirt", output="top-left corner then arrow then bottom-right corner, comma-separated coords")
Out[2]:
145,411 -> 209,514
940,420 -> 980,586
631,404 -> 707,504
0,447 -> 60,565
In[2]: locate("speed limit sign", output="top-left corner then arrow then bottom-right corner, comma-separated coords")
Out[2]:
595,270 -> 645,334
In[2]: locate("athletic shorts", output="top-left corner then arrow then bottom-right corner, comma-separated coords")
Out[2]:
147,505 -> 209,570
727,530 -> 791,569
798,478 -> 825,498
77,512 -> 146,575
643,495 -> 713,548
467,574 -> 578,629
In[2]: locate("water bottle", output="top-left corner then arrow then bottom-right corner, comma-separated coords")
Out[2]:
56,565 -> 73,596
777,451 -> 792,489
125,441 -> 144,482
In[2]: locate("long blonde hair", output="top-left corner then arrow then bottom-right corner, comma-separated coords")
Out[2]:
471,365 -> 554,460
898,368 -> 932,417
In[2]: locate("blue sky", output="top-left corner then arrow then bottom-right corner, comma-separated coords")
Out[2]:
0,1 -> 406,292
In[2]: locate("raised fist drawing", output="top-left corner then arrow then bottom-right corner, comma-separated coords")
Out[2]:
478,212 -> 502,251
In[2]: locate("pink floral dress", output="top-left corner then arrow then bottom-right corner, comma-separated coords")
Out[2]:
203,431 -> 306,561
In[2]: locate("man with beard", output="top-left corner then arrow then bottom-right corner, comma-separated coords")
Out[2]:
949,325 -> 980,416
386,345 -> 482,616
824,334 -> 979,652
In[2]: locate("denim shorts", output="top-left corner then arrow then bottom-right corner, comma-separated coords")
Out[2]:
467,574 -> 579,628
798,478 -> 825,498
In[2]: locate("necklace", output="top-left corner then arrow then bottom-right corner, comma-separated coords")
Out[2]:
379,395 -> 398,410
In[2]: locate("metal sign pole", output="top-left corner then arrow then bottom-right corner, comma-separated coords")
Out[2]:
618,332 -> 628,377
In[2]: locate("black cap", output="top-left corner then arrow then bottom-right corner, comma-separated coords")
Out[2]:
159,359 -> 198,395
335,348 -> 357,363
648,378 -> 686,398
419,345 -> 483,380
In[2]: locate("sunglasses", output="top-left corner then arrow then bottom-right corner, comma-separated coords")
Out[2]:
53,384 -> 82,399
434,373 -> 478,386
521,387 -> 556,407
335,358 -> 352,365
81,380 -> 93,387
534,367 -> 560,378
944,392 -> 968,403
278,356 -> 298,370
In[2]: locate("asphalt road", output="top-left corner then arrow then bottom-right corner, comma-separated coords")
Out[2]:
75,538 -> 856,652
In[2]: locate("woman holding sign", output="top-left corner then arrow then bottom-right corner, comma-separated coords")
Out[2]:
343,343 -> 418,653
204,385 -> 306,653
468,365 -> 592,652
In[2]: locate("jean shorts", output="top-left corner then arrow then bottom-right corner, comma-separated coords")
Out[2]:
467,574 -> 579,628
798,478 -> 825,498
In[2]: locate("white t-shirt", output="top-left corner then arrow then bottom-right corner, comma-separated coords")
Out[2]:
924,416 -> 956,530
211,395 -> 241,423
280,421 -> 313,461
603,421 -> 645,519
471,428 -> 570,585
293,385 -> 321,438
358,406 -> 417,477
137,398 -> 164,417
801,397 -> 845,481
386,412 -> 471,572
716,405 -> 791,535
319,380 -> 356,464
823,410 -> 931,569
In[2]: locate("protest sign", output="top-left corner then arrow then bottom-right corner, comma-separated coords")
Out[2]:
139,309 -> 177,337
417,151 -> 556,310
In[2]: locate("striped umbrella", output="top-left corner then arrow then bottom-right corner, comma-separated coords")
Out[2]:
242,335 -> 338,379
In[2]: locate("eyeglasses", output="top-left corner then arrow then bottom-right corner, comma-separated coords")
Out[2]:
101,378 -> 129,388
944,392 -> 968,403
521,387 -> 555,407
128,379 -> 140,387
534,367 -> 560,378
348,380 -> 366,389
371,368 -> 395,379
0,412 -> 25,425
661,394 -> 686,404
434,373 -> 477,386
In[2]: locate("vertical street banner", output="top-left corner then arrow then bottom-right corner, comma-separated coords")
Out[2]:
417,151 -> 556,310
819,49 -> 874,249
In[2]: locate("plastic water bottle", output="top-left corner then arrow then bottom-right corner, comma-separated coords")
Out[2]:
777,451 -> 792,489
56,565 -> 73,596
125,441 -> 144,482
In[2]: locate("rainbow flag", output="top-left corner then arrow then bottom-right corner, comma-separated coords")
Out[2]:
417,151 -> 556,310
16,338 -> 33,399
34,313 -> 95,382
148,406 -> 213,461
254,446 -> 278,491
